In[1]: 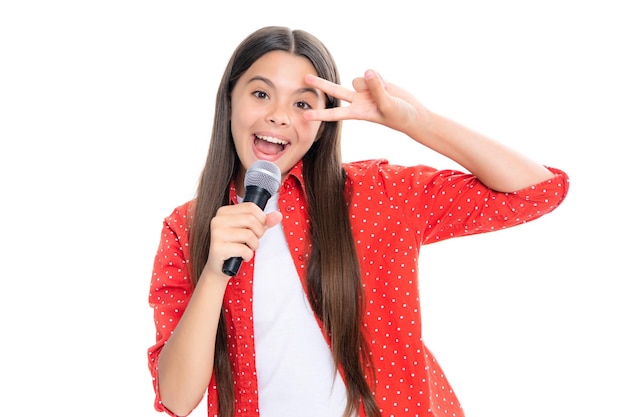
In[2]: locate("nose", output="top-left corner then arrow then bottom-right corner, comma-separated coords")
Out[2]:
266,104 -> 290,126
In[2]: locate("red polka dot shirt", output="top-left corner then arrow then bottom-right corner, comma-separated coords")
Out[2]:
148,159 -> 569,416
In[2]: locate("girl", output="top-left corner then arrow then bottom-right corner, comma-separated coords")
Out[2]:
147,26 -> 569,417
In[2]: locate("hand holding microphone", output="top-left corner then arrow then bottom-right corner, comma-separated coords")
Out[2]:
221,160 -> 282,276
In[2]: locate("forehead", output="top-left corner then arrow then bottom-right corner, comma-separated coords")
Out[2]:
243,50 -> 319,83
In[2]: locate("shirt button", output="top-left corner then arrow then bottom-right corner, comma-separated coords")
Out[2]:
285,206 -> 295,212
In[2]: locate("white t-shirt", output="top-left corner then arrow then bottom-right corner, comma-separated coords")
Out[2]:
252,195 -> 350,416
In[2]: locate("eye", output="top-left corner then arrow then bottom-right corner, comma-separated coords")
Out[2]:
252,90 -> 269,100
295,101 -> 312,110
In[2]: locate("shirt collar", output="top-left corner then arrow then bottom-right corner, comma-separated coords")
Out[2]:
283,160 -> 305,191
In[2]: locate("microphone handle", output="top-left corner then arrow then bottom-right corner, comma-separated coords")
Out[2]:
221,186 -> 272,276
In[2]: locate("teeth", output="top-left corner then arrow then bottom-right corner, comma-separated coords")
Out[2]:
256,135 -> 287,145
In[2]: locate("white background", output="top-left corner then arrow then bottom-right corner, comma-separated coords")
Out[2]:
1,1 -> 624,416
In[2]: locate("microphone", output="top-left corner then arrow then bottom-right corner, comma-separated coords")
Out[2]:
222,160 -> 282,276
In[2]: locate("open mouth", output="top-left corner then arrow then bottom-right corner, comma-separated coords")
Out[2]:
254,134 -> 288,155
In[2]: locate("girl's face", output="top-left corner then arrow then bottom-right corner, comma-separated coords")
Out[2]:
230,50 -> 326,189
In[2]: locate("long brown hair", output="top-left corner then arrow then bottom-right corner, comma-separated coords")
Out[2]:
189,26 -> 380,417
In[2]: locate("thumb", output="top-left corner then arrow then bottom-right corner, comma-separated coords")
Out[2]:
364,69 -> 394,114
364,69 -> 388,94
265,211 -> 283,229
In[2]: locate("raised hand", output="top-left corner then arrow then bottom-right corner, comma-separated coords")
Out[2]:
303,69 -> 429,135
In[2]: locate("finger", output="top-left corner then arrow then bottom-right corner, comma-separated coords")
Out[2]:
304,74 -> 354,102
265,211 -> 283,229
213,205 -> 268,241
364,69 -> 389,98
216,203 -> 267,227
214,240 -> 256,263
352,76 -> 367,92
304,105 -> 355,122
210,222 -> 262,269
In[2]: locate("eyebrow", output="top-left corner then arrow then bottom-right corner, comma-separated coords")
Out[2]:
247,75 -> 321,98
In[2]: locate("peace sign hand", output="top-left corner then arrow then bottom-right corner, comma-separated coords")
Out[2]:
303,70 -> 429,136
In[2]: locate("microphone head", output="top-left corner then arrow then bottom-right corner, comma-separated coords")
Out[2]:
244,160 -> 281,195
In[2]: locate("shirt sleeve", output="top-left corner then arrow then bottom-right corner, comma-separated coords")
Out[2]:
375,162 -> 569,245
147,203 -> 194,416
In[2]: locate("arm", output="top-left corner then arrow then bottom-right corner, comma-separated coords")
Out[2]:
304,70 -> 554,192
153,203 -> 282,416
155,269 -> 228,417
